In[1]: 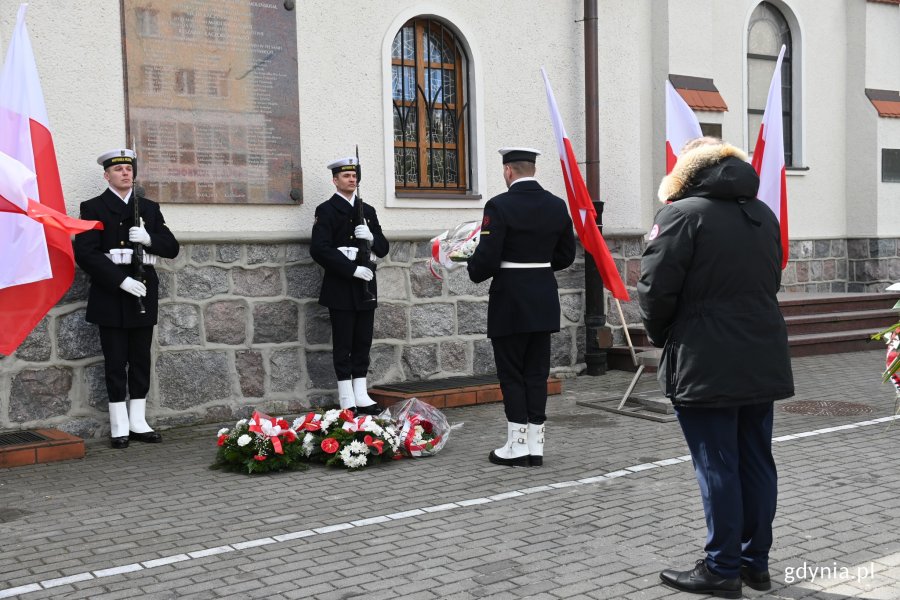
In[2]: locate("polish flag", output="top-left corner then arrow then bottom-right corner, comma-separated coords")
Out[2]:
751,45 -> 789,269
0,4 -> 74,355
541,68 -> 629,301
665,80 -> 703,174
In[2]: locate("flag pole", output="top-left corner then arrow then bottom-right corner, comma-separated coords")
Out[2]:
614,298 -> 638,367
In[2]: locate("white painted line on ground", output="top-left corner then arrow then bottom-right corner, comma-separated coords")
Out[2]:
38,573 -> 94,588
93,563 -> 143,578
4,413 -> 899,599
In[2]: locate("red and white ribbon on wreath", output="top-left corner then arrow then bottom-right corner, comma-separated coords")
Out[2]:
293,412 -> 322,432
342,416 -> 372,433
248,411 -> 285,454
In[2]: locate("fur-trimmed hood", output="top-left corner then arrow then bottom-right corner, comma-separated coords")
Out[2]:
657,143 -> 758,203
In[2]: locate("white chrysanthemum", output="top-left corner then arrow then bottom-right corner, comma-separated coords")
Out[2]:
348,440 -> 369,454
363,421 -> 383,435
217,428 -> 229,437
237,434 -> 252,447
235,418 -> 248,427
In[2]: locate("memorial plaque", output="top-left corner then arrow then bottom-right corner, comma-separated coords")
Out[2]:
121,0 -> 302,204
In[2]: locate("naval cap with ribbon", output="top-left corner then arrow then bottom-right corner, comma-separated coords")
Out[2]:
97,148 -> 136,170
498,147 -> 541,164
327,156 -> 359,175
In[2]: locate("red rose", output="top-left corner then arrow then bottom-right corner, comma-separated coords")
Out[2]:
281,430 -> 297,443
253,455 -> 266,461
421,420 -> 433,434
339,409 -> 355,422
277,419 -> 290,430
217,434 -> 227,446
321,438 -> 340,454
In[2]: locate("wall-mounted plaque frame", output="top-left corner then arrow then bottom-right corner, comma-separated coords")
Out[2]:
121,0 -> 302,204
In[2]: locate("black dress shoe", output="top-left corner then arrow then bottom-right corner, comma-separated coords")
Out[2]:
660,559 -> 741,599
741,565 -> 771,591
355,404 -> 381,416
488,451 -> 530,467
129,430 -> 162,443
529,455 -> 543,467
110,436 -> 129,449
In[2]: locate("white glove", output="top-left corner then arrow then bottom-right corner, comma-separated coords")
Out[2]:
142,253 -> 158,266
353,266 -> 373,281
354,224 -> 374,242
119,277 -> 147,297
129,226 -> 151,246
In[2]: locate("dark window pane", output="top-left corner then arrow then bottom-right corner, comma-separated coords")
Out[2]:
883,149 -> 900,182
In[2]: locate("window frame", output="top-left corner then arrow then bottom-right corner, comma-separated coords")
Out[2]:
391,17 -> 471,194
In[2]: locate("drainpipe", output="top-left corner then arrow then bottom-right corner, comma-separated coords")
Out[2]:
583,0 -> 611,375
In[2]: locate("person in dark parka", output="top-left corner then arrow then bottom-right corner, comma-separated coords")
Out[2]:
73,149 -> 180,449
468,147 -> 576,467
638,137 -> 794,598
310,156 -> 389,415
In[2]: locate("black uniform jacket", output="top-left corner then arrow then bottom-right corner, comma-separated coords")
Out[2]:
638,145 -> 794,407
467,180 -> 576,338
73,189 -> 180,328
310,194 -> 389,311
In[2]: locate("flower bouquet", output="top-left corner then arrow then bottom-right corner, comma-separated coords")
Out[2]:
870,282 -> 900,414
212,411 -> 308,474
384,397 -> 451,457
294,409 -> 401,470
429,220 -> 481,279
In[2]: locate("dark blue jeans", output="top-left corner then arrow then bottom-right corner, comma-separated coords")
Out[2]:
675,402 -> 777,578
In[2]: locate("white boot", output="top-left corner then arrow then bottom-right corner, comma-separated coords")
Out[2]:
338,379 -> 356,410
128,398 -> 162,443
128,398 -> 153,433
109,402 -> 129,449
488,422 -> 530,467
527,423 -> 545,467
352,377 -> 380,415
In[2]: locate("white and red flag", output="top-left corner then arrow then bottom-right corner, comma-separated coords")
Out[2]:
541,68 -> 629,301
665,80 -> 703,174
751,44 -> 789,269
0,4 -> 77,355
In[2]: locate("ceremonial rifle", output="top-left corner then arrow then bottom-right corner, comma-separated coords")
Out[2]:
131,140 -> 146,315
354,145 -> 375,301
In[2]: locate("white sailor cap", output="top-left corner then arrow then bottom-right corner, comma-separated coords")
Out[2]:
97,148 -> 136,169
498,147 -> 541,164
327,156 -> 359,175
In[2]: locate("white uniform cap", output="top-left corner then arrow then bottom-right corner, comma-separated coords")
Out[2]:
498,147 -> 541,164
327,156 -> 358,174
97,148 -> 136,169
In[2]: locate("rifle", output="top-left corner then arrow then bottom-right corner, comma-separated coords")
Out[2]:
354,145 -> 375,302
131,141 -> 146,315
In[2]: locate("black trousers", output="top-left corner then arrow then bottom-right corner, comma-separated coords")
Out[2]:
329,309 -> 374,380
491,331 -> 551,424
98,326 -> 154,404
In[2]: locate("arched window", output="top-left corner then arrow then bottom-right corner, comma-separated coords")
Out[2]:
747,2 -> 793,166
391,18 -> 471,193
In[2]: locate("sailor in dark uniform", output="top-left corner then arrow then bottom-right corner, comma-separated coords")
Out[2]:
310,156 -> 389,415
467,148 -> 576,466
73,149 -> 180,449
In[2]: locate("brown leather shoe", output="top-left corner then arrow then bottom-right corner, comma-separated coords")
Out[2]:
660,559 -> 741,599
129,430 -> 162,443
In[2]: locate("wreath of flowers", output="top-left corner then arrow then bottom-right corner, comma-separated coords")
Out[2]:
293,409 -> 401,469
212,411 -> 309,474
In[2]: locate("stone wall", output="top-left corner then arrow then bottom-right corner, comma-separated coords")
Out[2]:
0,237 -> 586,437
3,233 -> 898,436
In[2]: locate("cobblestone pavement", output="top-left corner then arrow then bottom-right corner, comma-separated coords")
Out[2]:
2,350 -> 899,600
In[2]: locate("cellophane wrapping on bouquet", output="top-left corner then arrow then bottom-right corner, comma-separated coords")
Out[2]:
429,220 -> 481,279
385,397 -> 451,457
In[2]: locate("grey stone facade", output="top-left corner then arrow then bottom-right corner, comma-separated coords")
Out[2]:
2,233 -> 897,436
0,237 -> 586,436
